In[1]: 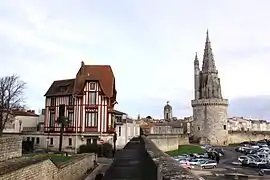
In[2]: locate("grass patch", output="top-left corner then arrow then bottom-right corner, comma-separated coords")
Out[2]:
23,153 -> 73,165
166,145 -> 204,156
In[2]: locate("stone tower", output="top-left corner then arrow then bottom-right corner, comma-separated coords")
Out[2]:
164,101 -> 173,121
191,31 -> 229,146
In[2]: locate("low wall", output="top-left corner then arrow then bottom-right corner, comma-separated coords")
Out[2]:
0,154 -> 95,180
228,131 -> 270,144
58,154 -> 94,180
0,136 -> 22,161
142,136 -> 202,179
147,134 -> 189,152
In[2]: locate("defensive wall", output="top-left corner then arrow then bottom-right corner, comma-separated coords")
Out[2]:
0,153 -> 95,180
0,136 -> 22,161
147,134 -> 189,152
228,130 -> 270,144
103,136 -> 202,180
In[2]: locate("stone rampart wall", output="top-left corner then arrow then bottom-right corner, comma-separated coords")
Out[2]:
147,134 -> 189,152
0,154 -> 95,180
142,136 -> 202,179
58,154 -> 94,180
228,131 -> 270,144
0,136 -> 22,161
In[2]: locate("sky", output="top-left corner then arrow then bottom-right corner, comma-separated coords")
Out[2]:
1,0 -> 270,119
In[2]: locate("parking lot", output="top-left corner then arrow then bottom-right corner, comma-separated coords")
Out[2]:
174,141 -> 270,179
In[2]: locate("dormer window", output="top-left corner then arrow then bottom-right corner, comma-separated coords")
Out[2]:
59,85 -> 68,93
90,82 -> 95,90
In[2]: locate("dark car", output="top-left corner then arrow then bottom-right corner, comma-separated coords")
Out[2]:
259,163 -> 270,169
241,159 -> 256,167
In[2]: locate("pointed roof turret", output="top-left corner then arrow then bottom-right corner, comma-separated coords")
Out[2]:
202,30 -> 217,73
194,52 -> 199,65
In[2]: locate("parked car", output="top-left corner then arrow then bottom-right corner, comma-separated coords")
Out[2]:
238,156 -> 252,163
197,160 -> 217,169
189,158 -> 208,166
241,158 -> 256,167
179,160 -> 191,169
258,163 -> 270,169
201,144 -> 211,149
249,159 -> 268,168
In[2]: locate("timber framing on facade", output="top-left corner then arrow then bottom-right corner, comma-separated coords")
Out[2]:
44,61 -> 117,135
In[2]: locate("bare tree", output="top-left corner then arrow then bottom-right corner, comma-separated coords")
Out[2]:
57,116 -> 71,152
0,74 -> 26,136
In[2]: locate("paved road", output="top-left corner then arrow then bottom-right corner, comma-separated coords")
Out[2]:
84,158 -> 113,180
191,147 -> 263,179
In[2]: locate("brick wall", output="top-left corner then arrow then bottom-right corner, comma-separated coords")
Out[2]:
0,136 -> 22,162
0,154 -> 95,180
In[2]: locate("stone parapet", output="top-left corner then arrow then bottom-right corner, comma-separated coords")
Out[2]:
191,98 -> 228,107
103,136 -> 202,180
0,136 -> 22,162
0,153 -> 95,180
143,136 -> 202,180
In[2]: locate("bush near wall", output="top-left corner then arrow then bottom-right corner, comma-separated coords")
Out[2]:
78,143 -> 113,158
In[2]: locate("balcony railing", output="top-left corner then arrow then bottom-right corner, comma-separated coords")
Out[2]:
22,127 -> 37,132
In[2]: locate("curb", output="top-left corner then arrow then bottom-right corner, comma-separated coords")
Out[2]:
213,173 -> 270,179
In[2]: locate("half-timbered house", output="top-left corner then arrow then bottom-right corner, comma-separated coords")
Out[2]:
44,61 -> 117,152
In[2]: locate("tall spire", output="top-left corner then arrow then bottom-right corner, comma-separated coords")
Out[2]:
202,30 -> 217,73
194,52 -> 199,65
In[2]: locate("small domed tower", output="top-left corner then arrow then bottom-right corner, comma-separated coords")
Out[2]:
164,101 -> 173,121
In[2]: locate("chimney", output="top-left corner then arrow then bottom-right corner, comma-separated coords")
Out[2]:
81,61 -> 85,74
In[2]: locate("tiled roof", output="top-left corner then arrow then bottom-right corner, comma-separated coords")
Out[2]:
44,63 -> 117,99
13,110 -> 39,117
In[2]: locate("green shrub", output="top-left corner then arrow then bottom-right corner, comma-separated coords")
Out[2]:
101,143 -> 113,158
79,143 -> 113,157
78,144 -> 99,154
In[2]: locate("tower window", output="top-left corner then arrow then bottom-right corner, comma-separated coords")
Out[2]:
223,125 -> 227,130
197,126 -> 200,131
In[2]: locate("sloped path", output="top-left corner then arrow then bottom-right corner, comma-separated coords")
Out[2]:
103,137 -> 157,180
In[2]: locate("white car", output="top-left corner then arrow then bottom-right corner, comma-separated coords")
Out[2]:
238,156 -> 251,163
189,159 -> 207,166
197,160 -> 217,169
250,159 -> 268,167
201,145 -> 211,149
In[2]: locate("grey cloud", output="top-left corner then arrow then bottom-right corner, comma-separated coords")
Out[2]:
229,95 -> 270,120
219,47 -> 270,60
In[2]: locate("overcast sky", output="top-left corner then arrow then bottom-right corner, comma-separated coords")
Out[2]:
0,0 -> 270,119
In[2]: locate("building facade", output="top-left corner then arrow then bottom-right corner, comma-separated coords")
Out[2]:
3,109 -> 46,151
191,31 -> 229,146
150,120 -> 184,135
43,62 -> 117,152
114,110 -> 140,149
227,117 -> 270,132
